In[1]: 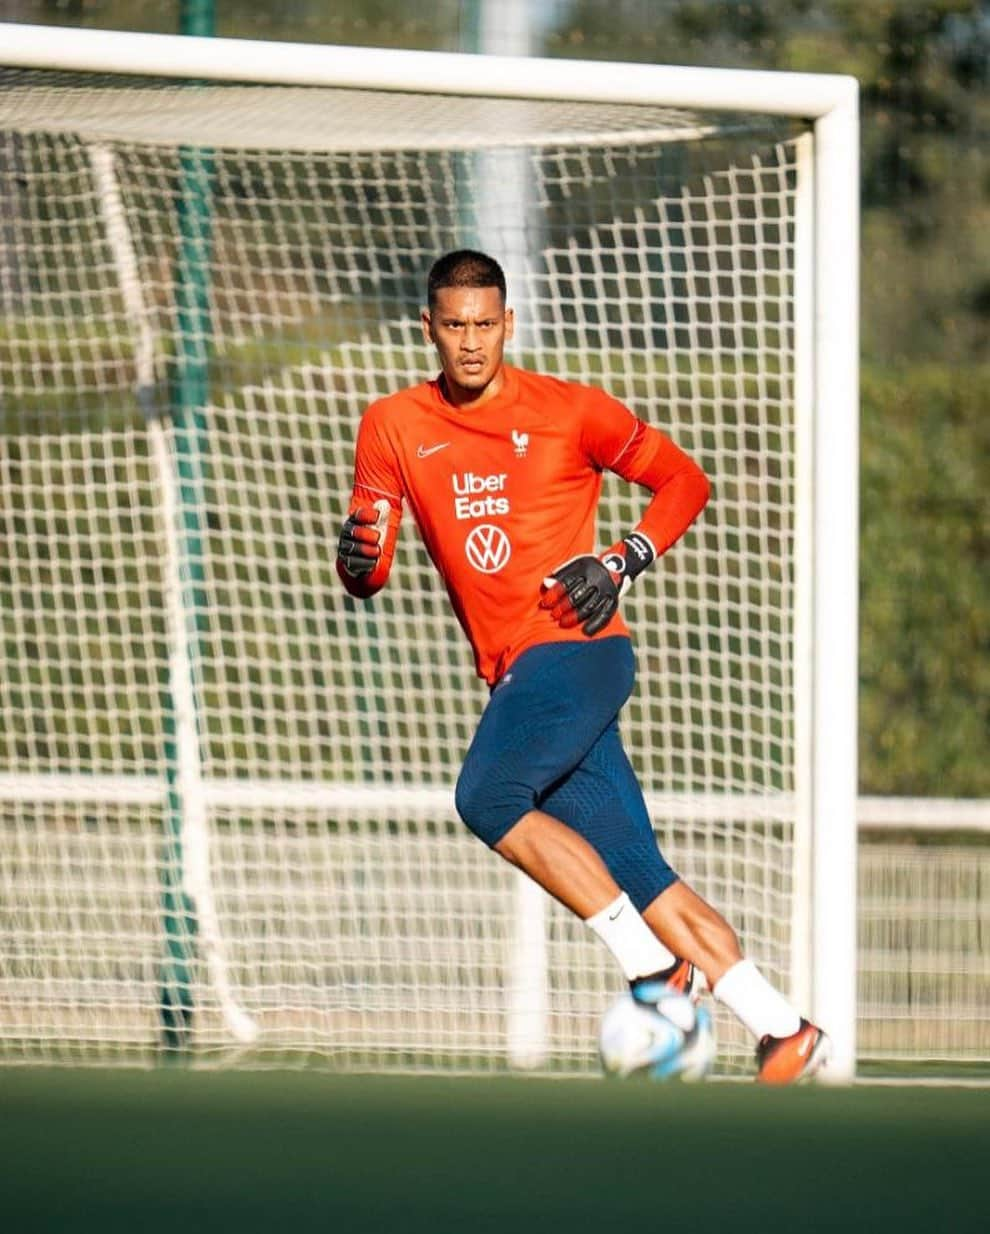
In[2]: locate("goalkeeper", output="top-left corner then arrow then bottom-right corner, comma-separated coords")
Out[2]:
337,249 -> 829,1084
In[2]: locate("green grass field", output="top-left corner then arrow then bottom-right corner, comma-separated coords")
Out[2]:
1,1070 -> 986,1233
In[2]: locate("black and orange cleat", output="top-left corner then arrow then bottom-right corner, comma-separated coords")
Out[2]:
632,957 -> 698,1003
660,957 -> 697,1000
755,1018 -> 832,1085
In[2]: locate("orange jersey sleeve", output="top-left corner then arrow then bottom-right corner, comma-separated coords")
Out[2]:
580,390 -> 710,556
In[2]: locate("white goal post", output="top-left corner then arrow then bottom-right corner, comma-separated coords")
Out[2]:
0,25 -> 858,1077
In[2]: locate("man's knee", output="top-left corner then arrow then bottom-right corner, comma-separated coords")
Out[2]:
454,767 -> 531,848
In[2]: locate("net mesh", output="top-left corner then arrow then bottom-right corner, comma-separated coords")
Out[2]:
0,70 -> 842,1070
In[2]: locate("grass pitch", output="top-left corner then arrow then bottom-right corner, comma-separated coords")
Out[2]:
1,1069 -> 986,1233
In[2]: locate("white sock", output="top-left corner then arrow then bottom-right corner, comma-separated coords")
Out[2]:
585,892 -> 676,982
713,958 -> 801,1040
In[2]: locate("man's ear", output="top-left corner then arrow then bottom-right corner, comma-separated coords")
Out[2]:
504,307 -> 515,340
421,308 -> 434,345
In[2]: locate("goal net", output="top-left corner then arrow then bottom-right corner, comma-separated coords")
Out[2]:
0,36 -> 858,1074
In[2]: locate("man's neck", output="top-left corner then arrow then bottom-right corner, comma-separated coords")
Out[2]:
440,366 -> 507,411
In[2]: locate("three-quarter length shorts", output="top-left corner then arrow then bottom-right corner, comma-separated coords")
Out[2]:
454,635 -> 677,911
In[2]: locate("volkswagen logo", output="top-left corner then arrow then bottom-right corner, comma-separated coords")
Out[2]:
465,524 -> 512,574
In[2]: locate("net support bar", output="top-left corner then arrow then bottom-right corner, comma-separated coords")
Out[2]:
507,873 -> 549,1069
2,778 -> 983,833
88,143 -> 257,1050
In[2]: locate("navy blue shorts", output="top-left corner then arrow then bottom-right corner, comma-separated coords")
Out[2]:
454,636 -> 677,911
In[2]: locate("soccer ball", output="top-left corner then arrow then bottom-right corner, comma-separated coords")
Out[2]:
599,983 -> 716,1081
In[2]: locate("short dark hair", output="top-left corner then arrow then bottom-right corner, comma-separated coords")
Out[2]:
427,250 -> 506,308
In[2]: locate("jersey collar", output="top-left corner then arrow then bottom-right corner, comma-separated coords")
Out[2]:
431,365 -> 520,416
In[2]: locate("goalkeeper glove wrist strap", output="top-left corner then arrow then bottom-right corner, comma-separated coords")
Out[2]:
600,530 -> 657,596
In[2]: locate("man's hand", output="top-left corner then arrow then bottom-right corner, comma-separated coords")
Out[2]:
540,532 -> 656,636
540,555 -> 618,636
337,505 -> 385,578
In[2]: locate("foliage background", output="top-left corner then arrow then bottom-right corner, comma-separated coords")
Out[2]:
2,0 -> 987,795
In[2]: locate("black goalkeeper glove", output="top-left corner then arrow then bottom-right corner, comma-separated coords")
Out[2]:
337,504 -> 385,578
540,531 -> 657,636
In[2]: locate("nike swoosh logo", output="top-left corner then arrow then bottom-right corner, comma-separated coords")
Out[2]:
608,905 -> 625,921
416,442 -> 450,459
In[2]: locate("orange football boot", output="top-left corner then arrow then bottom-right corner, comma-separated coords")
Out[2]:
756,1018 -> 832,1084
661,958 -> 697,1000
631,958 -> 698,1002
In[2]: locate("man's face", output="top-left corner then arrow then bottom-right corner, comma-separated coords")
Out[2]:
422,285 -> 514,403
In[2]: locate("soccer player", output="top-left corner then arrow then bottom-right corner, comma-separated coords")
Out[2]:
337,249 -> 830,1084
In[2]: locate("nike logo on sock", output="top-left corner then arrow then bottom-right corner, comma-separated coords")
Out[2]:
417,442 -> 450,458
608,904 -> 625,921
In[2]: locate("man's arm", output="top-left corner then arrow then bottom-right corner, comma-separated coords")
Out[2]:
541,398 -> 710,635
607,418 -> 711,559
336,405 -> 404,599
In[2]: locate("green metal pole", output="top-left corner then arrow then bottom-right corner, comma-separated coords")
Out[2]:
180,0 -> 215,39
160,0 -> 216,1056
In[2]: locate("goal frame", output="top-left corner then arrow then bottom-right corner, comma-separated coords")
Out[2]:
1,24 -> 859,1080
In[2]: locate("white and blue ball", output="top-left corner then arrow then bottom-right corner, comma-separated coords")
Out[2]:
599,983 -> 716,1081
